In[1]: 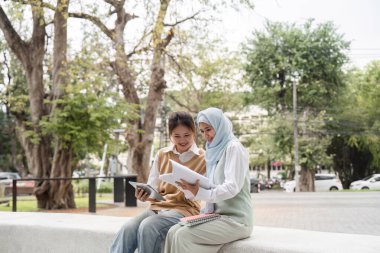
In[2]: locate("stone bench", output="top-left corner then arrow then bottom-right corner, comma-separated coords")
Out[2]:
1,211 -> 379,253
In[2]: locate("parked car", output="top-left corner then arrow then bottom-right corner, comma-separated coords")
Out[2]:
0,178 -> 9,198
250,178 -> 260,193
349,174 -> 380,190
0,172 -> 21,186
0,172 -> 35,195
283,173 -> 343,192
73,170 -> 85,178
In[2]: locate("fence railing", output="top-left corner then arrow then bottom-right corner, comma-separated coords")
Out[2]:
11,175 -> 137,213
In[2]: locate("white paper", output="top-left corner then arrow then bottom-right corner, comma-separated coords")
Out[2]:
159,159 -> 213,190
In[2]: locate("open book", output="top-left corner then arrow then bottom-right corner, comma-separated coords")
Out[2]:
128,181 -> 165,201
159,159 -> 213,191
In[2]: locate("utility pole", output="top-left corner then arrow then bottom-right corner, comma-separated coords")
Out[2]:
293,75 -> 300,192
97,143 -> 108,190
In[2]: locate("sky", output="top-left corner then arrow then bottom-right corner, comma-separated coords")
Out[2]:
221,0 -> 380,69
62,0 -> 380,69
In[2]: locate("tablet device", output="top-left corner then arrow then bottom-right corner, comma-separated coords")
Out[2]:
128,181 -> 165,201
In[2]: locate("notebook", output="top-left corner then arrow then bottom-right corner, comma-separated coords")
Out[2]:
178,213 -> 221,227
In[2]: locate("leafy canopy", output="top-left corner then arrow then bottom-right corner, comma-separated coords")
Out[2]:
244,19 -> 350,112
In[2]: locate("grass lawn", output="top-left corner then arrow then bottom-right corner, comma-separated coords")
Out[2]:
0,194 -> 114,212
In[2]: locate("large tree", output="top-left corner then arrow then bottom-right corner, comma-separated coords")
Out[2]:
0,1 -> 64,208
327,61 -> 380,188
1,0 -> 255,210
51,0 -> 177,182
52,0 -> 254,182
244,20 -> 349,191
0,1 -> 130,209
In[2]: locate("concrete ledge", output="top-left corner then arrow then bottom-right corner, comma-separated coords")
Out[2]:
1,211 -> 380,253
0,212 -> 120,253
222,227 -> 380,253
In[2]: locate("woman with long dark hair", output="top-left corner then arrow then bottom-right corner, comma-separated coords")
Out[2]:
110,112 -> 206,253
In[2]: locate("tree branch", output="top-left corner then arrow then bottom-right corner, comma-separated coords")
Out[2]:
15,0 -> 114,40
164,10 -> 203,27
0,6 -> 28,62
104,0 -> 124,7
161,27 -> 174,48
2,51 -> 12,87
167,93 -> 196,113
126,28 -> 151,58
165,51 -> 183,72
68,12 -> 114,40
12,0 -> 56,12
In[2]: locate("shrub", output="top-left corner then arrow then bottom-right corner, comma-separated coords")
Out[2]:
98,181 -> 113,193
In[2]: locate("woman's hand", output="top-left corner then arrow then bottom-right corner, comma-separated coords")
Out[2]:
176,179 -> 200,196
135,188 -> 154,202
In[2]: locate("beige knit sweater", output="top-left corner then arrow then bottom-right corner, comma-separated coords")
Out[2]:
150,149 -> 206,216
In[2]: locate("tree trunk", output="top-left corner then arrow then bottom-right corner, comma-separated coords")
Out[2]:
1,1 -> 75,209
127,142 -> 151,182
0,3 -> 53,181
59,0 -> 173,182
298,108 -> 315,191
39,0 -> 76,209
132,0 -> 170,182
37,141 -> 76,209
124,54 -> 168,182
299,167 -> 315,191
109,3 -> 144,181
5,106 -> 27,176
113,0 -> 171,182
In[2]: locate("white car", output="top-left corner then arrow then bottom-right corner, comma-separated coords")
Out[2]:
283,173 -> 343,192
349,174 -> 380,190
0,172 -> 21,186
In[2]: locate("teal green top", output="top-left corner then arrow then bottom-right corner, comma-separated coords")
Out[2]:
213,141 -> 253,228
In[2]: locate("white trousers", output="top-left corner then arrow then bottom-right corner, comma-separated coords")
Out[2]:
164,216 -> 252,253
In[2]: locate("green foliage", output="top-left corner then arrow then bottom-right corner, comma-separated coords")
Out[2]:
242,19 -> 349,183
341,63 -> 380,150
166,34 -> 246,113
98,181 -> 113,194
244,19 -> 350,112
0,50 -> 29,116
73,180 -> 89,195
39,49 -> 138,161
0,195 -> 113,212
326,61 -> 380,187
244,112 -> 332,170
0,110 -> 12,170
0,47 -> 28,172
166,90 -> 245,114
40,84 -> 131,159
272,116 -> 293,160
243,115 -> 284,167
72,180 -> 112,195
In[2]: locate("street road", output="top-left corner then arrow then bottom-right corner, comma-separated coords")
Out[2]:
252,191 -> 380,236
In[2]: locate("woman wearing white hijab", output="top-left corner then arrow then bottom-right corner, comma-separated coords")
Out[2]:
164,107 -> 253,253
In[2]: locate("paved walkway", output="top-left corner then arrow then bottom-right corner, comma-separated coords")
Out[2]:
94,191 -> 380,236
251,191 -> 380,236
96,202 -> 147,217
